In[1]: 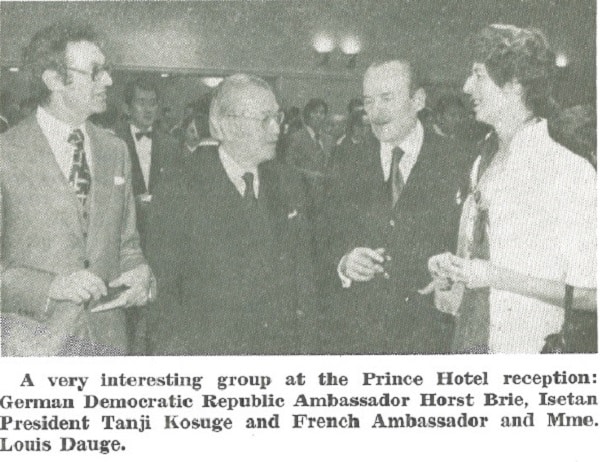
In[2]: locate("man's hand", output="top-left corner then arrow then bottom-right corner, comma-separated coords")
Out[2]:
340,247 -> 387,282
48,270 -> 107,304
104,264 -> 154,310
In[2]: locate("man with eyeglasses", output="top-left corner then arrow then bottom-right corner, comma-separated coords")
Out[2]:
146,74 -> 318,355
0,22 -> 153,356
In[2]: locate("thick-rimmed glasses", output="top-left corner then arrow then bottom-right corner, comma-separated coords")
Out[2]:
67,63 -> 112,82
225,110 -> 285,128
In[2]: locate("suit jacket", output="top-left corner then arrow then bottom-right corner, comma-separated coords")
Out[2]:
318,128 -> 473,354
114,122 -> 179,250
146,146 -> 318,355
0,115 -> 146,356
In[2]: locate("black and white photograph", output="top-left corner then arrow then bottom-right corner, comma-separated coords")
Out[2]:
0,0 -> 597,459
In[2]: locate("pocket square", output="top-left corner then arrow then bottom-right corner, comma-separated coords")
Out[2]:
114,176 -> 125,186
287,209 -> 299,219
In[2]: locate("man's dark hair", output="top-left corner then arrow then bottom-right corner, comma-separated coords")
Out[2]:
22,21 -> 98,106
124,78 -> 159,106
470,24 -> 557,117
302,98 -> 328,122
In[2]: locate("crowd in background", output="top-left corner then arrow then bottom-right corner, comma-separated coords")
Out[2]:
0,20 -> 596,356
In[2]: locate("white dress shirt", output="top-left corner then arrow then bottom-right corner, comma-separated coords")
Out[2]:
37,106 -> 92,179
380,119 -> 424,182
219,146 -> 259,197
130,124 -> 153,190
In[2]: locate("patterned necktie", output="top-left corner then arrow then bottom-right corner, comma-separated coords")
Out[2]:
67,129 -> 91,206
242,172 -> 257,203
390,147 -> 405,206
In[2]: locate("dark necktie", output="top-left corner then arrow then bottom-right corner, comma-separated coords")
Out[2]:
135,131 -> 153,141
242,172 -> 257,203
67,129 -> 91,206
390,147 -> 405,206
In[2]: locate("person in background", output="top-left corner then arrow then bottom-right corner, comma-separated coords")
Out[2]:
422,24 -> 596,354
180,110 -> 218,169
548,104 -> 596,169
0,90 -> 13,133
0,21 -> 153,356
284,98 -> 334,216
114,77 -> 178,354
146,74 -> 317,355
335,97 -> 365,146
432,94 -> 470,140
115,78 -> 178,250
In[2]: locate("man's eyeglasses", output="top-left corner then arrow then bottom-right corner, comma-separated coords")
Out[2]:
67,64 -> 112,82
225,110 -> 285,127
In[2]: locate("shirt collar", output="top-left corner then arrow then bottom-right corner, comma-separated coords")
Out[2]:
381,119 -> 424,159
130,123 -> 153,138
218,146 -> 259,195
37,105 -> 87,141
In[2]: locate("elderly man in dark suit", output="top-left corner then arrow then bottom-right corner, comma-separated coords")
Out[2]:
0,22 -> 153,356
146,74 -> 317,355
319,60 -> 472,354
114,78 -> 178,354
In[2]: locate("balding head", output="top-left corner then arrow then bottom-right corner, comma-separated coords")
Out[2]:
209,74 -> 281,168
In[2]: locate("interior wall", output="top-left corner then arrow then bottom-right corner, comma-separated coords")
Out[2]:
0,1 -> 595,117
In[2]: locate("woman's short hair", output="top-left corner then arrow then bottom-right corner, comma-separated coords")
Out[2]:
470,24 -> 557,116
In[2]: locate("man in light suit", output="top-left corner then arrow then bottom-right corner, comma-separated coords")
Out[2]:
319,60 -> 472,354
0,22 -> 153,356
146,74 -> 317,355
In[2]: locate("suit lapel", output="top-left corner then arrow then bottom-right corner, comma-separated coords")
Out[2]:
148,133 -> 160,193
86,122 -> 114,246
18,117 -> 85,237
123,125 -> 146,195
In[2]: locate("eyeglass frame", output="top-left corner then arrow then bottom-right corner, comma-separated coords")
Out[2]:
224,110 -> 285,127
67,63 -> 112,82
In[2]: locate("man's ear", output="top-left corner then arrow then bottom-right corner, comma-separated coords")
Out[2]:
41,69 -> 65,93
411,87 -> 426,113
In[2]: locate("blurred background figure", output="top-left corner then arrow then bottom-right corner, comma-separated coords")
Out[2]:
335,97 -> 365,146
432,94 -> 470,139
549,104 -> 596,169
284,98 -> 334,216
0,90 -> 14,133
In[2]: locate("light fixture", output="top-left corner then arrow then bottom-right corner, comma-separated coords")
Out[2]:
160,73 -> 170,78
9,67 -> 19,72
313,33 -> 361,69
340,37 -> 361,69
201,77 -> 223,88
555,53 -> 568,68
313,33 -> 335,66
